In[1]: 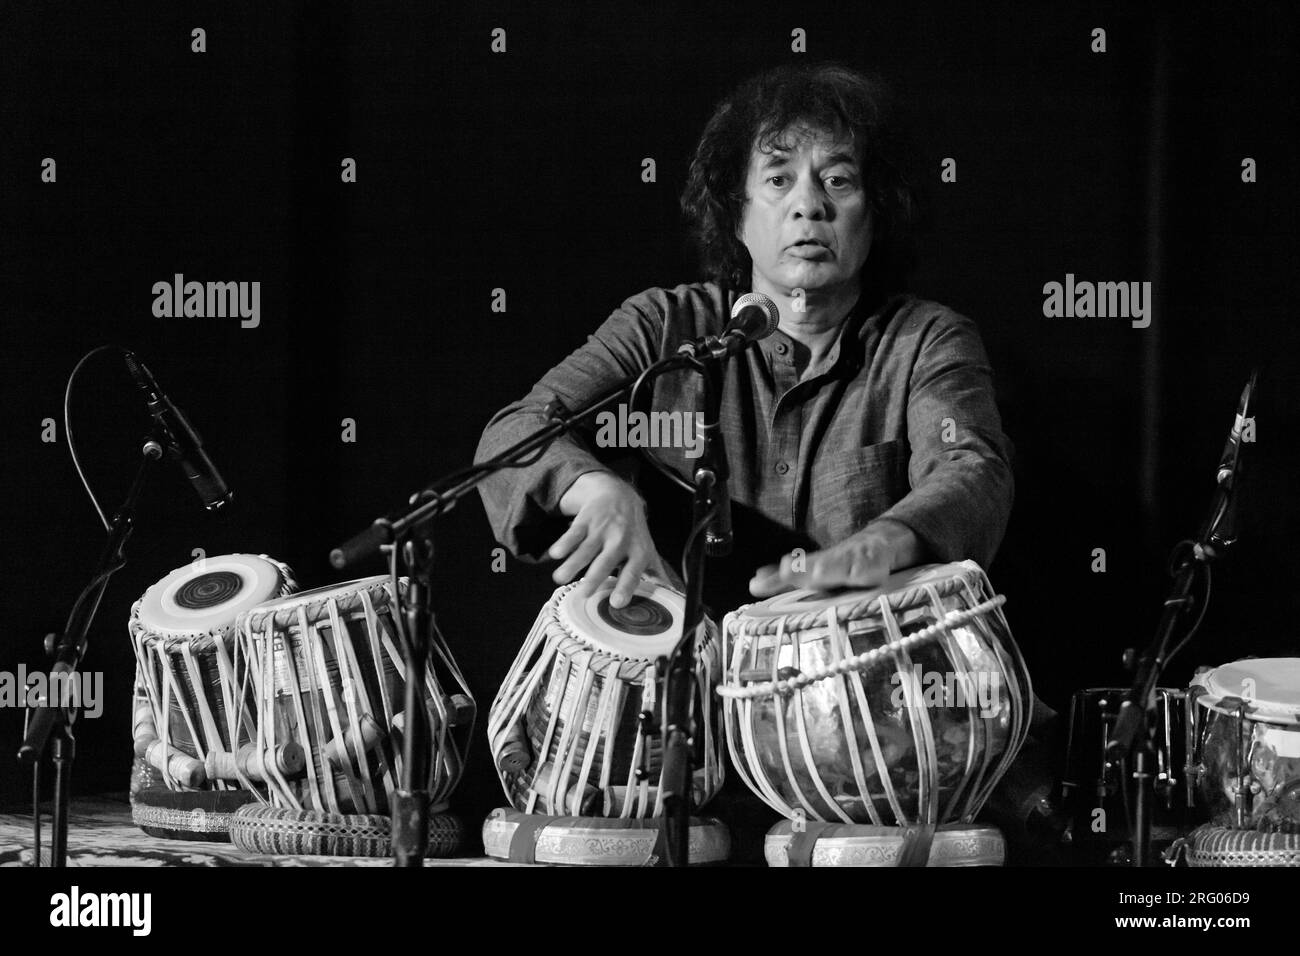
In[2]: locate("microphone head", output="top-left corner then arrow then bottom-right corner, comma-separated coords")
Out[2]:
730,292 -> 780,340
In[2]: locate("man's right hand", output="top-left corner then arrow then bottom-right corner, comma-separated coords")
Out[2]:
550,471 -> 679,608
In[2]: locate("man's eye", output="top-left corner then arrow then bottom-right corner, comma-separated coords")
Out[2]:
767,175 -> 788,187
825,176 -> 852,189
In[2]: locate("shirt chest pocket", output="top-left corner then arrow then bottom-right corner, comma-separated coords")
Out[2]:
810,439 -> 909,541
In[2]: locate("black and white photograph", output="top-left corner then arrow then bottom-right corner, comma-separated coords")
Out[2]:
0,0 -> 1296,935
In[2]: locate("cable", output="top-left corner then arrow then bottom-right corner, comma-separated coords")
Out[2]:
1165,563 -> 1212,665
64,345 -> 127,532
628,360 -> 699,495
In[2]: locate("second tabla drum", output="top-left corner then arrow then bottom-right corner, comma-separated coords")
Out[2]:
719,561 -> 1032,829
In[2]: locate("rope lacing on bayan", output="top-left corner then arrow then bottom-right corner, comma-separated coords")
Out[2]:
716,595 -> 1006,701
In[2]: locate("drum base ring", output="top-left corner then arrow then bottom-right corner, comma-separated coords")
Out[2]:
131,788 -> 258,842
228,804 -> 467,858
482,808 -> 731,865
764,820 -> 1006,867
1182,824 -> 1300,867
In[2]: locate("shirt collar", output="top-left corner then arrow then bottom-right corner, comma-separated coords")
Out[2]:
758,298 -> 867,379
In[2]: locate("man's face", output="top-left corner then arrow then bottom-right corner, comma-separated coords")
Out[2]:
738,124 -> 873,298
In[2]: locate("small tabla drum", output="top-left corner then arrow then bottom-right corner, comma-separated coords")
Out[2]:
720,561 -> 1032,828
233,576 -> 475,829
128,553 -> 297,839
1171,659 -> 1300,866
1187,659 -> 1300,841
1061,687 -> 1190,863
488,577 -> 724,818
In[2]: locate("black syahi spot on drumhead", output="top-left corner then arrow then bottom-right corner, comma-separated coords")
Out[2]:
596,594 -> 672,636
176,571 -> 244,609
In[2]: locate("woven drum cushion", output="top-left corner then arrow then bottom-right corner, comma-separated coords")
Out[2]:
229,804 -> 465,858
131,788 -> 258,842
1184,824 -> 1300,867
763,820 -> 1006,867
482,808 -> 730,866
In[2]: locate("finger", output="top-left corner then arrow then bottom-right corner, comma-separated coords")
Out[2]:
844,548 -> 890,588
749,564 -> 792,597
547,521 -> 588,561
553,534 -> 603,584
610,552 -> 647,608
806,550 -> 852,589
581,544 -> 628,600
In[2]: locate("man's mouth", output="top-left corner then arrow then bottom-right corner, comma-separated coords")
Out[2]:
787,239 -> 831,258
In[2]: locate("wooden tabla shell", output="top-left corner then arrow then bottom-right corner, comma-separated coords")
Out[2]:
235,576 -> 475,819
721,560 -> 1032,827
488,578 -> 723,818
128,554 -> 297,798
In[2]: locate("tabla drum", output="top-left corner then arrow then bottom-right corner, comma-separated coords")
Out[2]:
128,553 -> 297,839
1189,658 -> 1300,834
719,560 -> 1032,827
1168,658 -> 1300,867
231,576 -> 474,852
1061,687 -> 1190,864
488,577 -> 723,818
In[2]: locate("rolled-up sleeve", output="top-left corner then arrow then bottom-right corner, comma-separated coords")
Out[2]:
875,311 -> 1015,568
475,295 -> 664,561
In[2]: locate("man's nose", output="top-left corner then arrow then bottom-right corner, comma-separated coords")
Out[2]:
789,177 -> 828,219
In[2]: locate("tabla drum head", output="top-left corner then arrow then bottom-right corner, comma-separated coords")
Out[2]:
1195,658 -> 1300,726
741,561 -> 979,620
136,554 -> 293,637
557,578 -> 684,660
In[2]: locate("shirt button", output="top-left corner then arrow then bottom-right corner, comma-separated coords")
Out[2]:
775,343 -> 788,355
774,460 -> 790,475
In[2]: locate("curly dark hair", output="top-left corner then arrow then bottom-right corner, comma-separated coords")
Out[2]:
680,61 -> 916,294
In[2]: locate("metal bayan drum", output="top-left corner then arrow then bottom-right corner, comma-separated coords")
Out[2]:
720,561 -> 1032,826
128,553 -> 297,838
488,578 -> 723,818
234,576 -> 475,819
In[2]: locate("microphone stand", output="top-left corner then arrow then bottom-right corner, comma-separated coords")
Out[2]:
17,436 -> 165,867
1109,376 -> 1254,867
332,352 -> 701,866
658,349 -> 728,867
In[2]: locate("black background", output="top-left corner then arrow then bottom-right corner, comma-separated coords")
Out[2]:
1,1 -> 1296,836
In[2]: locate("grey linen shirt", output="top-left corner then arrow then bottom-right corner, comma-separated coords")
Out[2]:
475,281 -> 1014,571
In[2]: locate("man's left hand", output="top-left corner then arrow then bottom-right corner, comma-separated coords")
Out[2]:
748,520 -> 922,597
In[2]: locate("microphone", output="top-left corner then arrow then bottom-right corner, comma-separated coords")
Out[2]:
1215,370 -> 1258,491
1206,369 -> 1258,552
678,292 -> 780,360
124,352 -> 232,512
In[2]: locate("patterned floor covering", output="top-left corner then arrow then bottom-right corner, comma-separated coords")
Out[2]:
0,796 -> 509,867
